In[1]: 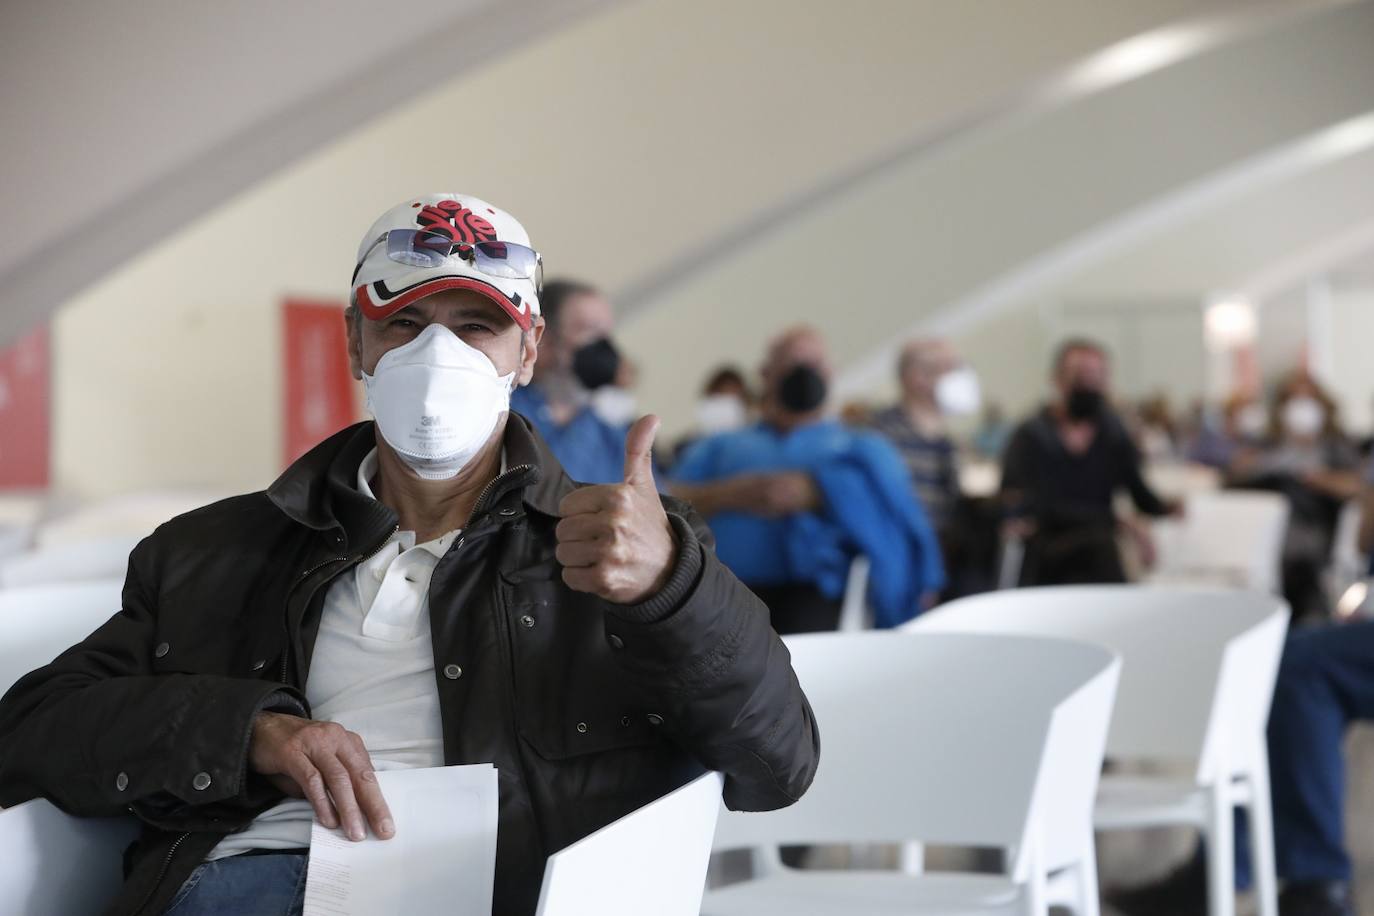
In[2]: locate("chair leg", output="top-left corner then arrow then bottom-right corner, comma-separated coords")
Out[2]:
1245,762 -> 1280,916
1205,784 -> 1236,916
1074,843 -> 1101,916
898,841 -> 925,875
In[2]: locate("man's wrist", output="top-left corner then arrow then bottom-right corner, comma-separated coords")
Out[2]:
606,514 -> 703,624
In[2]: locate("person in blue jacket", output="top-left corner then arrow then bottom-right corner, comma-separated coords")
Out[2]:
670,325 -> 944,633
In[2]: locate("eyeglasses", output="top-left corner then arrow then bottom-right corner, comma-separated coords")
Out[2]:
352,229 -> 543,290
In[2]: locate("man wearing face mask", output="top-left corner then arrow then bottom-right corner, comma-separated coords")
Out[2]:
1000,338 -> 1176,585
509,278 -> 633,484
868,339 -> 990,598
0,194 -> 818,916
671,326 -> 944,633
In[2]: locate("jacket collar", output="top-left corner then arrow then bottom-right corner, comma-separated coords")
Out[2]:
266,413 -> 575,539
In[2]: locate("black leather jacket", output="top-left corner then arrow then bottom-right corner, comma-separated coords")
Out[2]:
0,416 -> 819,916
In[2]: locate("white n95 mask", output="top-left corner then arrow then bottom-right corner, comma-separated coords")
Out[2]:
362,323 -> 515,480
935,366 -> 982,417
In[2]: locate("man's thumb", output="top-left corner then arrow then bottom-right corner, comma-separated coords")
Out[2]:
623,414 -> 660,491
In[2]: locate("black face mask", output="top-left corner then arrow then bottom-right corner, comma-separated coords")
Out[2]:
778,364 -> 827,413
1066,385 -> 1105,422
571,337 -> 621,391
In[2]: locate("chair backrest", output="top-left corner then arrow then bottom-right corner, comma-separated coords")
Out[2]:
0,580 -> 124,697
910,586 -> 1290,783
537,771 -> 724,916
1143,462 -> 1221,501
1149,491 -> 1289,594
0,799 -> 138,916
711,631 -> 1119,877
0,536 -> 138,589
836,556 -> 871,632
31,489 -> 231,550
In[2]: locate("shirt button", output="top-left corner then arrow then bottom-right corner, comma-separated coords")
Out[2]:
646,714 -> 664,727
443,664 -> 463,680
192,772 -> 212,791
154,642 -> 170,659
519,614 -> 536,629
373,567 -> 385,581
608,634 -> 624,650
115,772 -> 129,792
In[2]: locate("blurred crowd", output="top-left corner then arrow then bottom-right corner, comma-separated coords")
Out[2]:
529,279 -> 1374,634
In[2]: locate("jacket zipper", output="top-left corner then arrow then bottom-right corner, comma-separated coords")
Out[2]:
132,831 -> 189,916
471,463 -> 533,522
279,524 -> 401,685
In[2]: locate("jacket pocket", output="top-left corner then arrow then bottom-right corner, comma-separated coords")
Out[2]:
499,571 -> 660,760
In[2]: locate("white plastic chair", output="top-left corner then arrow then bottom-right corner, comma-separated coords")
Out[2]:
703,631 -> 1121,916
0,799 -> 139,916
538,771 -> 723,916
30,489 -> 233,550
1148,491 -> 1289,594
0,580 -> 124,696
910,586 -> 1290,916
0,536 -> 138,589
836,556 -> 871,632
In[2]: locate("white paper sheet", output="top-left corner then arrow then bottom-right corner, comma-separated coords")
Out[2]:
303,763 -> 498,916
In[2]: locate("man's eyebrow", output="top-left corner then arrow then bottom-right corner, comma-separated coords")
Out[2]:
453,305 -> 513,323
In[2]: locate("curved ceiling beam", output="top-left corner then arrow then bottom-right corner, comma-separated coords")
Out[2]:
0,0 -> 623,346
615,0 -> 1353,319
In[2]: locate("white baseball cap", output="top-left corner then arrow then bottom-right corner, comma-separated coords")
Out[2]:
351,193 -> 541,330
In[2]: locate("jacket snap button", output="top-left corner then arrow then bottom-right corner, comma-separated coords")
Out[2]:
192,772 -> 212,791
154,642 -> 170,659
576,722 -> 588,734
646,713 -> 664,726
444,664 -> 463,680
115,772 -> 129,792
250,659 -> 266,672
519,614 -> 536,629
608,634 -> 624,650
620,716 -> 631,728
498,508 -> 517,516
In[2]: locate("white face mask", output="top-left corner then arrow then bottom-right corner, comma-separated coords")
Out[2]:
1234,403 -> 1268,438
934,366 -> 981,417
362,323 -> 515,480
696,394 -> 748,434
590,386 -> 638,427
1282,396 -> 1325,439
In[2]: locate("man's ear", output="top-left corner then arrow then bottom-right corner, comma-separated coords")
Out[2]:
517,317 -> 545,386
345,308 -> 365,381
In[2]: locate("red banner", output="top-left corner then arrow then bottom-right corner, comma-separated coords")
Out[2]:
0,325 -> 51,489
282,300 -> 359,467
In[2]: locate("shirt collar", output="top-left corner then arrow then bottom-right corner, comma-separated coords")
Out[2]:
355,447 -> 508,558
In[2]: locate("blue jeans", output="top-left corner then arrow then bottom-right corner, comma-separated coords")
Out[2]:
162,853 -> 307,916
1234,621 -> 1374,887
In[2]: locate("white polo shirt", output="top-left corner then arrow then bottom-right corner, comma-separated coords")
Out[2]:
210,448 -> 455,858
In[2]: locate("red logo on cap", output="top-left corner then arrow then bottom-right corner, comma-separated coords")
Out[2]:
416,199 -> 497,245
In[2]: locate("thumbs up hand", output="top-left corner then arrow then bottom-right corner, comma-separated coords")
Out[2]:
555,415 -> 678,604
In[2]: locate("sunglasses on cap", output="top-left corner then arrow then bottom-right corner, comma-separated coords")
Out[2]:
352,229 -> 543,291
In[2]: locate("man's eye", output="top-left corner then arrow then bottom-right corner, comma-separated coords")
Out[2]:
391,318 -> 418,329
461,324 -> 492,334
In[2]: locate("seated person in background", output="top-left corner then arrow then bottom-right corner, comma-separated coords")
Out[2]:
0,193 -> 818,916
973,402 -> 1012,460
1229,371 -> 1361,621
670,326 -> 944,633
673,365 -> 755,461
867,339 -> 990,597
1187,392 -> 1268,469
509,278 -> 631,483
866,339 -> 973,536
1135,393 -> 1180,461
1000,338 -> 1176,585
